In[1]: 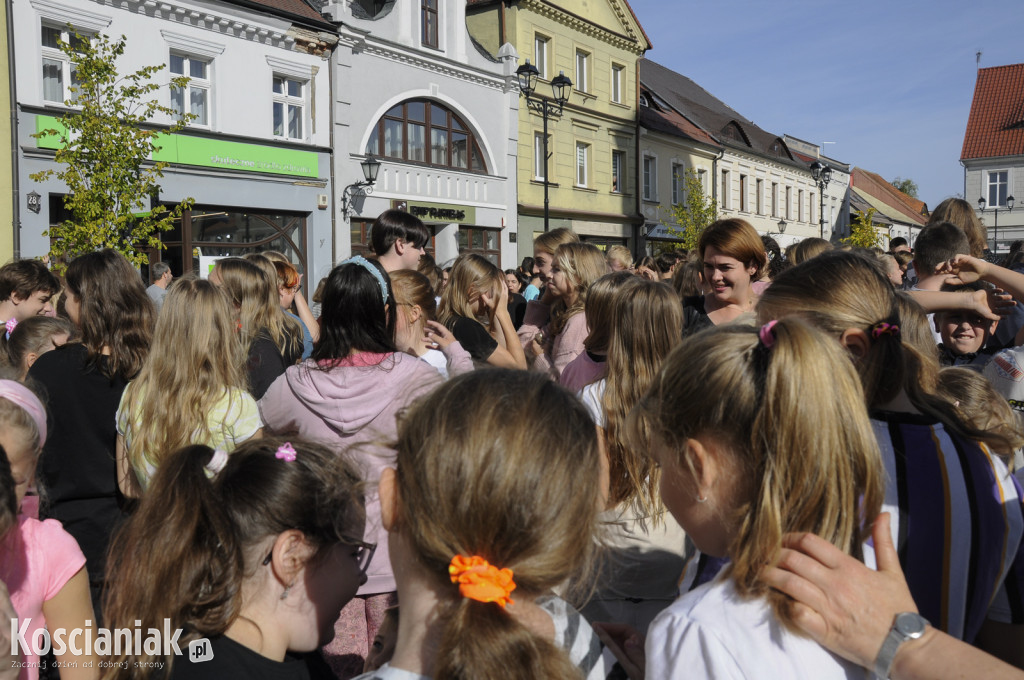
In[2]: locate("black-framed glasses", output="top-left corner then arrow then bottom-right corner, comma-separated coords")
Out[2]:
261,535 -> 377,575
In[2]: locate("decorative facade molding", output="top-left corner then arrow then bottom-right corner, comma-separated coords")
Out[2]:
266,54 -> 312,79
522,0 -> 644,55
31,0 -> 112,31
161,29 -> 226,58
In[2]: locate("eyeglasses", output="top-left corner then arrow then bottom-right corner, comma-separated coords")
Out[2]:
261,535 -> 377,575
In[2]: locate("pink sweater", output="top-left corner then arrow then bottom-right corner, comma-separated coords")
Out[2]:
518,301 -> 588,380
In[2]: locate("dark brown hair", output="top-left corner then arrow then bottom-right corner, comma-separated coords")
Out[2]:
0,258 -> 60,302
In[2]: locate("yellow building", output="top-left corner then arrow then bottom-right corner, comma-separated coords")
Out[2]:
467,0 -> 650,255
0,2 -> 13,262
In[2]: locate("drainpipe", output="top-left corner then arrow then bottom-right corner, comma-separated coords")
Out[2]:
7,0 -> 21,257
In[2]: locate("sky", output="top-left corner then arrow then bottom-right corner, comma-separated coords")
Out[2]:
625,0 -> 1023,210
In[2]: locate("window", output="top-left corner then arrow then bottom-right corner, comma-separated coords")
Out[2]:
721,170 -> 730,210
612,151 -> 625,193
575,50 -> 589,93
810,193 -> 816,225
366,99 -> 487,173
41,25 -> 88,104
740,175 -> 748,212
798,189 -> 804,222
170,53 -> 211,126
611,64 -> 624,104
672,163 -> 684,205
785,186 -> 792,220
272,76 -> 304,140
534,35 -> 549,80
697,168 -> 707,193
988,171 -> 1009,207
771,182 -> 778,217
576,142 -> 589,187
421,0 -> 438,48
643,155 -> 656,200
756,179 -> 764,215
534,132 -> 545,181
458,227 -> 501,267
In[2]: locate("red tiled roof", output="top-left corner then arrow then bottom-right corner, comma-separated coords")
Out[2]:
961,63 -> 1024,160
851,168 -> 928,225
640,106 -> 720,148
224,0 -> 330,27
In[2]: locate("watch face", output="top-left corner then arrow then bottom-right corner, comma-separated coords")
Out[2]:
894,612 -> 928,638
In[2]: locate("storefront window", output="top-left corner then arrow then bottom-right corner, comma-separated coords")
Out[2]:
457,227 -> 500,267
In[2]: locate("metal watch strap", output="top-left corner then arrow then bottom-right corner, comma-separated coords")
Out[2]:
873,612 -> 928,679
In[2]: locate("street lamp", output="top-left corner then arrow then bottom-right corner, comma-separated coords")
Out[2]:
777,218 -> 787,234
978,195 -> 1015,254
810,160 -> 832,239
340,154 -> 381,220
516,60 -> 572,232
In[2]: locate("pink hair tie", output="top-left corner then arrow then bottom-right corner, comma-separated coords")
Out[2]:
758,320 -> 779,349
205,449 -> 229,478
871,322 -> 900,339
4,318 -> 16,339
275,442 -> 297,462
0,379 -> 46,448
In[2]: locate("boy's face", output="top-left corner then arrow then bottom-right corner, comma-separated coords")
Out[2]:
935,310 -> 998,356
12,290 -> 54,320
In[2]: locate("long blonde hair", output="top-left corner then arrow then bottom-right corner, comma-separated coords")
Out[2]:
120,277 -> 247,474
392,369 -> 600,679
631,319 -> 883,630
216,258 -> 301,360
583,272 -> 641,354
438,254 -> 503,332
549,242 -> 608,337
603,280 -> 682,516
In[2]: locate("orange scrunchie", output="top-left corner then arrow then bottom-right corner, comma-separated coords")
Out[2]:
448,555 -> 516,608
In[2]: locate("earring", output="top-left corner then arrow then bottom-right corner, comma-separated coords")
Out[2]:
696,494 -> 708,504
280,583 -> 293,600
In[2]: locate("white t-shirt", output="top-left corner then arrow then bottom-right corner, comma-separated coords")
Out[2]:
646,577 -> 865,679
419,348 -> 448,378
579,378 -> 607,428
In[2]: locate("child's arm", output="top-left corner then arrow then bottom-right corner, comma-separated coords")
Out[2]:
40,568 -> 98,679
908,288 -> 1009,318
483,287 -> 527,370
292,276 -> 320,343
940,255 -> 1024,302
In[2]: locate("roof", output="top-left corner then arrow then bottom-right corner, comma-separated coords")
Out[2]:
639,59 -> 804,170
962,63 -> 1024,160
639,103 -> 721,149
222,0 -> 333,28
850,188 -> 894,226
851,167 -> 928,225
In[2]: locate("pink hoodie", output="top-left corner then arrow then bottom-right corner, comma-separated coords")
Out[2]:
258,352 -> 443,595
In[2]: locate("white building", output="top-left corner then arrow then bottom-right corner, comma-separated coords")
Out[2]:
12,0 -> 337,281
321,0 -> 519,268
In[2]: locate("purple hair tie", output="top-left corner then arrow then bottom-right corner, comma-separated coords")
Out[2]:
758,320 -> 779,349
275,442 -> 297,462
4,318 -> 16,340
871,322 -> 900,339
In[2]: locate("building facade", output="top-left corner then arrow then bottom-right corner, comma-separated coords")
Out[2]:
323,0 -> 518,268
962,63 -> 1024,254
12,0 -> 337,281
468,0 -> 651,257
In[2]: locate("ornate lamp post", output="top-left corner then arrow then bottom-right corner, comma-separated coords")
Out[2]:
978,194 -> 1015,254
340,154 -> 381,220
515,60 -> 572,232
810,161 -> 832,239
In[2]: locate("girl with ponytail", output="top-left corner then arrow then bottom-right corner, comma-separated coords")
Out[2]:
356,369 -> 615,680
101,436 -> 368,679
628,319 -> 884,679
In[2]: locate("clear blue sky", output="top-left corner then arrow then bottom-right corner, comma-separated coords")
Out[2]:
626,0 -> 1022,210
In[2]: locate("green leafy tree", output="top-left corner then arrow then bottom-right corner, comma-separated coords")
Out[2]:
843,208 -> 884,249
667,168 -> 718,250
31,30 -> 194,271
891,176 -> 919,199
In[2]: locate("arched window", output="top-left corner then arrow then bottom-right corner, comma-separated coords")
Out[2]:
365,99 -> 487,173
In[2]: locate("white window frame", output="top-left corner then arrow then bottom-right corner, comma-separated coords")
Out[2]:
771,182 -> 779,217
533,132 -> 546,181
576,142 -> 589,187
672,163 -> 684,205
534,35 -> 549,80
169,53 -> 212,128
34,0 -> 110,105
643,154 -> 657,201
611,63 -> 624,104
162,31 -> 224,130
988,170 -> 1010,208
272,75 -> 306,141
739,174 -> 748,212
720,170 -> 730,210
40,23 -> 89,105
611,150 -> 625,194
785,185 -> 793,220
575,49 -> 589,93
697,168 -> 707,194
810,192 -> 816,225
798,188 -> 804,222
756,178 -> 764,215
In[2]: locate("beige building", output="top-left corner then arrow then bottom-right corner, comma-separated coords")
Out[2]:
467,0 -> 651,256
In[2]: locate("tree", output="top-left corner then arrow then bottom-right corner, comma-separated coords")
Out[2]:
667,168 -> 718,250
31,30 -> 194,271
891,176 -> 919,199
842,208 -> 884,249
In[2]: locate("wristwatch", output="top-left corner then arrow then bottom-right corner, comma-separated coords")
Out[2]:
873,611 -> 929,679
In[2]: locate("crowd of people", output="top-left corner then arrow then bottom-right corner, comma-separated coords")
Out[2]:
2,199 -> 1024,679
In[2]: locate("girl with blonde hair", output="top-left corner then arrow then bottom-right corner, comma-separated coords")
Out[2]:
356,368 -> 614,680
438,254 -> 525,369
520,242 -> 608,379
390,269 -> 472,379
254,251 -> 320,348
624,319 -> 884,678
115,277 -> 261,494
210,257 -> 302,399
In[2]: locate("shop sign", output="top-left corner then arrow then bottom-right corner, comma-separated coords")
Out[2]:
36,116 -> 319,178
392,200 -> 475,224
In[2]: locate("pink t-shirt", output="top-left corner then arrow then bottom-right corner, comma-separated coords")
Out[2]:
1,515 -> 87,680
